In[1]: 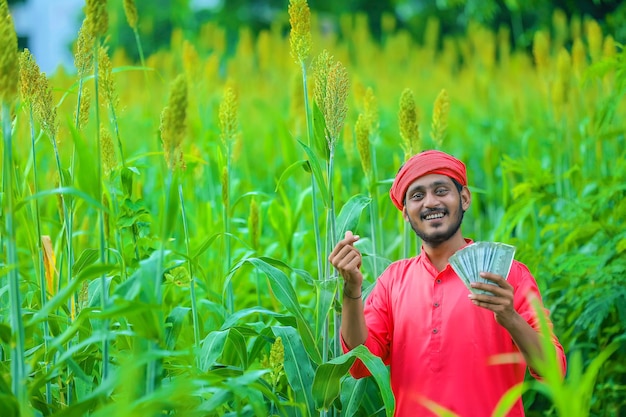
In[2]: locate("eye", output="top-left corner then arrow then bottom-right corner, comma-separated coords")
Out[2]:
435,187 -> 448,195
409,191 -> 424,201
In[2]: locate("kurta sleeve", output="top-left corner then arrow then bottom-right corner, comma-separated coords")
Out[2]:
341,268 -> 394,378
511,262 -> 567,379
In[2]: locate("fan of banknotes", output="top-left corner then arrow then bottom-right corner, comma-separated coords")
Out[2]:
449,242 -> 516,295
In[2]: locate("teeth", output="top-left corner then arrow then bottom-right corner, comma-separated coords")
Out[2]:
425,213 -> 444,220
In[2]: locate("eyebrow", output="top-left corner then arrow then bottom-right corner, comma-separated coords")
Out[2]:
406,180 -> 451,195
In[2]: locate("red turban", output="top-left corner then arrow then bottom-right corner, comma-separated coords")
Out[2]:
389,150 -> 467,211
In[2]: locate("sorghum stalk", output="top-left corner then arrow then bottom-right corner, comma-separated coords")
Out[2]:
289,0 -> 325,300
2,102 -> 27,409
85,0 -> 111,383
99,46 -> 126,163
398,88 -> 421,258
321,59 -> 349,363
0,1 -> 24,404
123,0 -> 147,72
362,87 -> 382,278
178,184 -> 199,366
218,85 -> 237,313
155,73 -> 188,390
19,48 -> 52,404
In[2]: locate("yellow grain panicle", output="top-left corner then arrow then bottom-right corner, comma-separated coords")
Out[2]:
84,0 -> 109,38
160,74 -> 188,170
182,40 -> 200,80
219,85 -> 239,149
602,35 -> 616,59
288,0 -> 311,65
74,19 -> 95,76
313,50 -> 332,115
248,198 -> 260,251
552,9 -> 568,49
123,0 -> 138,30
75,87 -> 91,130
98,46 -> 118,109
100,126 -> 116,176
323,61 -> 349,145
381,12 -> 396,35
268,336 -> 285,388
532,30 -> 550,74
571,38 -> 586,80
18,49 -> 40,104
552,48 -> 571,112
556,48 -> 571,87
363,87 -> 379,134
0,0 -> 18,103
355,113 -> 371,178
430,89 -> 449,149
585,19 -> 602,63
398,88 -> 421,160
33,72 -> 58,140
256,30 -> 271,73
570,15 -> 581,40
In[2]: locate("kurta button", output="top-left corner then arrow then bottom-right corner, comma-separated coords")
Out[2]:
436,279 -> 441,283
432,329 -> 438,334
434,302 -> 440,307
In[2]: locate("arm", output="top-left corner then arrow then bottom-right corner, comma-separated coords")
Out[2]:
469,271 -> 565,376
328,231 -> 368,349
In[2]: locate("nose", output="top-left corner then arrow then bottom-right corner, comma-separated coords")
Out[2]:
422,191 -> 438,208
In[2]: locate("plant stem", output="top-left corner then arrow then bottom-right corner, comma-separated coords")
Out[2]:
3,103 -> 27,408
93,36 -> 110,382
326,146 -> 342,360
179,184 -> 200,366
28,105 -> 52,404
300,61 -> 324,284
224,154 -> 234,314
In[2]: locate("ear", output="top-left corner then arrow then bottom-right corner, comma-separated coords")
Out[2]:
402,206 -> 409,222
461,186 -> 471,211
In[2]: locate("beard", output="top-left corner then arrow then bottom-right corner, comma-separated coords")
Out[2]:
407,198 -> 465,247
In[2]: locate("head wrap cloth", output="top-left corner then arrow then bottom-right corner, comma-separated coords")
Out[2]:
389,150 -> 467,211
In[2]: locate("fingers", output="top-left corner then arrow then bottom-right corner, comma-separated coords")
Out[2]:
469,272 -> 514,312
328,231 -> 360,261
328,231 -> 362,283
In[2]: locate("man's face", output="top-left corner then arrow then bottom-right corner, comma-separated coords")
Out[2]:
402,174 -> 470,247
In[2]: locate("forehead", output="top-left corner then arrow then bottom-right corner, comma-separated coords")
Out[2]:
406,174 -> 455,190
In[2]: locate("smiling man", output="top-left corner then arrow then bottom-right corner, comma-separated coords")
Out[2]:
328,150 -> 567,417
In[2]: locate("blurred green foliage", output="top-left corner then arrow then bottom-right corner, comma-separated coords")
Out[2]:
106,0 -> 626,63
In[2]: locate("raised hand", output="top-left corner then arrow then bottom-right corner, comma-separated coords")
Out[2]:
328,231 -> 363,288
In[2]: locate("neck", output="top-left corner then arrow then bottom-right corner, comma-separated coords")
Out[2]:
422,234 -> 467,272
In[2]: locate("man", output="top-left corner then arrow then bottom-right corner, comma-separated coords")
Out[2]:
329,150 -> 566,417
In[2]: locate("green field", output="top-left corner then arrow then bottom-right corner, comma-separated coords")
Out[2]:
1,0 -> 625,416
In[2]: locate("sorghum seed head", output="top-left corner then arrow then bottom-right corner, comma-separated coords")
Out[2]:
288,0 -> 311,65
160,74 -> 188,170
19,49 -> 40,104
430,89 -> 449,149
84,0 -> 109,38
0,0 -> 19,103
399,88 -> 421,160
123,0 -> 138,30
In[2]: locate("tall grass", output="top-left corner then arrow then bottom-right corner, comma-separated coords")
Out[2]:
1,1 -> 625,416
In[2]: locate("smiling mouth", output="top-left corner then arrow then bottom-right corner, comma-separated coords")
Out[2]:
423,212 -> 445,221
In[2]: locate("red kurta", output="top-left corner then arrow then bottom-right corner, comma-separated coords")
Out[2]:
342,241 -> 566,417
